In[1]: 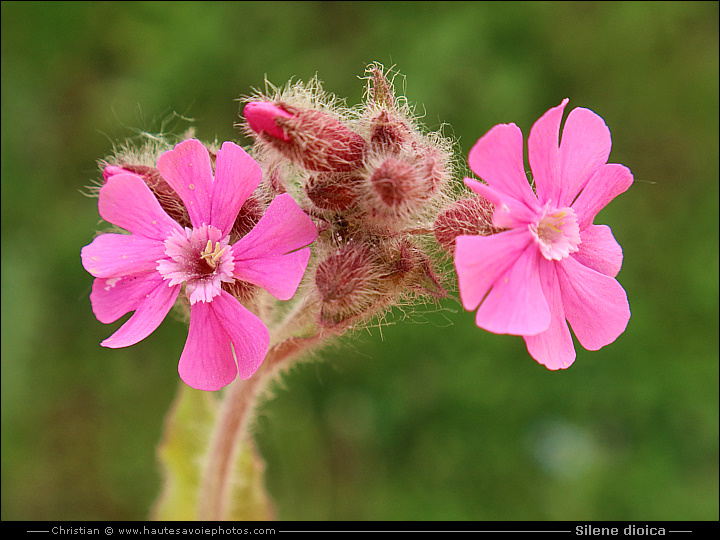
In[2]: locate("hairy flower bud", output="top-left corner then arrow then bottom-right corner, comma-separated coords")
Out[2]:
377,237 -> 446,299
434,196 -> 502,253
367,156 -> 429,215
416,144 -> 447,196
367,64 -> 395,108
360,149 -> 449,228
243,101 -> 368,173
369,110 -> 412,152
315,244 -> 385,327
230,193 -> 265,239
305,172 -> 362,212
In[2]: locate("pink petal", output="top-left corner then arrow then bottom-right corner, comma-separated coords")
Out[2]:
467,123 -> 539,213
102,165 -> 126,181
559,107 -> 612,205
100,277 -> 180,348
231,193 -> 317,300
473,244 -> 550,336
156,139 -> 214,228
210,291 -> 269,380
528,99 -> 567,206
81,233 -> 166,278
210,141 -> 263,236
243,101 -> 294,141
523,259 -> 576,369
454,229 -> 532,311
90,272 -> 164,324
573,224 -> 623,278
557,255 -> 630,351
234,249 -> 312,301
98,174 -> 183,241
572,163 -> 634,230
464,178 -> 537,228
177,300 -> 238,391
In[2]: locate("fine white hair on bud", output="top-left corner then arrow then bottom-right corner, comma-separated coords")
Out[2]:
237,63 -> 459,330
434,196 -> 503,254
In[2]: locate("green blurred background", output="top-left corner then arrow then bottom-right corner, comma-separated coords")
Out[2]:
2,1 -> 717,521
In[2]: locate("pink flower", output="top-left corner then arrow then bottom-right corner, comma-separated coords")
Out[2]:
454,99 -> 633,369
81,139 -> 317,390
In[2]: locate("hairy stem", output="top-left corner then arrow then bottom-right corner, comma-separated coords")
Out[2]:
196,373 -> 264,521
196,327 -> 331,520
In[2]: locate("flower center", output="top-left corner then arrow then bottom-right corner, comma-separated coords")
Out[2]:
529,205 -> 581,261
157,224 -> 235,304
199,240 -> 227,271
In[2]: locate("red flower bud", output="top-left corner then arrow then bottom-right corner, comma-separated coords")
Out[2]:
417,145 -> 447,196
305,172 -> 362,211
369,157 -> 421,207
315,244 -> 384,327
377,238 -> 447,299
364,156 -> 433,223
369,110 -> 412,152
434,196 -> 502,253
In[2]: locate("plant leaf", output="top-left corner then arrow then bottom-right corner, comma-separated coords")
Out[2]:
151,382 -> 274,520
152,383 -> 218,520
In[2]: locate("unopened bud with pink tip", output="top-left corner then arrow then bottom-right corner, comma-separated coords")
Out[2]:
102,164 -> 130,182
243,101 -> 368,173
243,101 -> 294,141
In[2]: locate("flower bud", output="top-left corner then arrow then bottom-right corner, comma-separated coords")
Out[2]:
416,144 -> 447,196
434,196 -> 502,253
230,193 -> 265,239
315,244 -> 385,327
377,238 -> 446,299
363,156 -> 432,223
366,64 -> 395,108
369,110 -> 413,152
305,172 -> 362,212
243,101 -> 368,173
370,157 -> 422,207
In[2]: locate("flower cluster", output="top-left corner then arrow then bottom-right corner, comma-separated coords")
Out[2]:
81,66 -> 633,393
240,65 -> 452,329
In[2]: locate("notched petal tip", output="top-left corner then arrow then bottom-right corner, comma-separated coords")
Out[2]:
156,139 -> 214,228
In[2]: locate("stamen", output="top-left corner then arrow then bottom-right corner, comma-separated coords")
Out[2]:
200,240 -> 227,269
